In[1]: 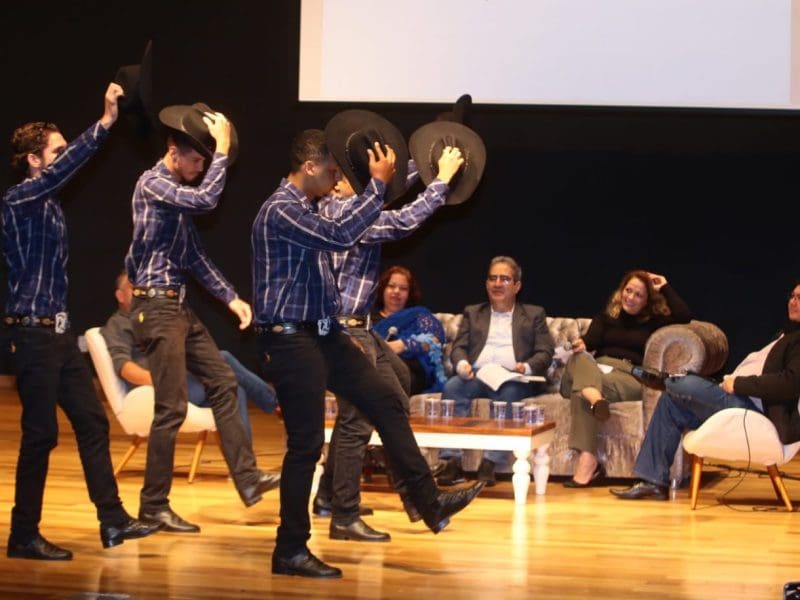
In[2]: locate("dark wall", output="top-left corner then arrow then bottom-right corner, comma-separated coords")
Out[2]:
3,1 -> 799,374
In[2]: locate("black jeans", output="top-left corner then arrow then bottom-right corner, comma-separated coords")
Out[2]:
317,329 -> 410,524
130,297 -> 260,511
10,327 -> 126,541
257,327 -> 438,556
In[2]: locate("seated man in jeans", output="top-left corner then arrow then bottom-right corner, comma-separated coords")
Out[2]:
612,282 -> 800,500
438,256 -> 554,486
101,272 -> 278,442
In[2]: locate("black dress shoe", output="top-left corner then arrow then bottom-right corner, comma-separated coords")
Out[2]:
610,480 -> 668,500
100,516 -> 163,548
312,495 -> 373,517
436,458 -> 466,486
7,534 -> 72,561
422,481 -> 485,534
329,517 -> 390,542
563,462 -> 606,488
477,458 -> 496,487
400,493 -> 422,523
241,471 -> 282,507
139,508 -> 201,533
272,549 -> 343,578
630,366 -> 668,390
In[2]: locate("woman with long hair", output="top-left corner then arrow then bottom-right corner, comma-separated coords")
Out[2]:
561,270 -> 691,487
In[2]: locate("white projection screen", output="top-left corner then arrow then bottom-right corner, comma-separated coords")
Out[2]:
299,0 -> 800,110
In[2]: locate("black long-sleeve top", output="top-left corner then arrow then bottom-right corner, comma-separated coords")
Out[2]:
583,284 -> 692,365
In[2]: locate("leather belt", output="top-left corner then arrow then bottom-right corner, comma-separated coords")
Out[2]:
4,312 -> 69,333
337,314 -> 370,329
132,286 -> 186,303
255,317 -> 333,336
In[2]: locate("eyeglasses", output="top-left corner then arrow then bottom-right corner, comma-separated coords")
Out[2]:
487,275 -> 514,285
788,293 -> 800,303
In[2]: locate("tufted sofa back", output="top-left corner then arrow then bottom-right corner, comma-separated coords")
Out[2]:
433,312 -> 591,392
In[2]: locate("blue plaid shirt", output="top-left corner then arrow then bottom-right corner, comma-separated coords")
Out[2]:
125,153 -> 237,304
251,177 -> 385,323
2,121 -> 108,316
319,177 -> 448,316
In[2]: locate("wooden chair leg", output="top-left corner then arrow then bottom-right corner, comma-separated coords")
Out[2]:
188,431 -> 208,484
114,435 -> 144,477
689,454 -> 703,510
766,464 -> 794,511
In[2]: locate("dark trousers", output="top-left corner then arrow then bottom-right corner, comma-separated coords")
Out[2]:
317,329 -> 410,524
257,328 -> 438,556
10,328 -> 125,541
130,297 -> 259,511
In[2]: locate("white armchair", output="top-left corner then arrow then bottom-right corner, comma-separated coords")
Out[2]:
84,327 -> 217,483
682,407 -> 800,510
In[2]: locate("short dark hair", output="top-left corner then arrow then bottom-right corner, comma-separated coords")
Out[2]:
166,130 -> 201,155
289,129 -> 330,172
10,121 -> 60,180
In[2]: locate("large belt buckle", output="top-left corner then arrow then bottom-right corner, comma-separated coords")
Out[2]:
317,318 -> 331,336
178,285 -> 186,304
147,288 -> 156,298
54,312 -> 68,334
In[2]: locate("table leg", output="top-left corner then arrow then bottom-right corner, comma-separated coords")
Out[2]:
532,443 -> 551,496
512,449 -> 532,504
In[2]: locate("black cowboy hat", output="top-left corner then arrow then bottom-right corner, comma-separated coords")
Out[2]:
114,40 -> 155,125
325,109 -> 409,204
158,102 -> 239,165
408,121 -> 486,206
436,93 -> 472,125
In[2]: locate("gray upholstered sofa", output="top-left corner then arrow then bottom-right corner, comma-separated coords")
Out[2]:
409,313 -> 729,479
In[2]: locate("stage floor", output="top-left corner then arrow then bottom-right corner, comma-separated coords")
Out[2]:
0,383 -> 798,599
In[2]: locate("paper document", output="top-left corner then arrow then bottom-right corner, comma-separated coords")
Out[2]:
476,363 -> 546,391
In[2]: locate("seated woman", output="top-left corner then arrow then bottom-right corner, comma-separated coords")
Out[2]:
561,270 -> 691,487
372,266 -> 447,395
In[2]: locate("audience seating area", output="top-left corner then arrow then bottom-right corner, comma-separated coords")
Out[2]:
408,313 -> 729,478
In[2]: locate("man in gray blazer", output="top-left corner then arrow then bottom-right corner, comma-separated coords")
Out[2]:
438,256 -> 555,486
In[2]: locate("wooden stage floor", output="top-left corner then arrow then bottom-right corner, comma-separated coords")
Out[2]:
0,384 -> 799,599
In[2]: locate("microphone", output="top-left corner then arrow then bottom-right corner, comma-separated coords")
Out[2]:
386,326 -> 398,341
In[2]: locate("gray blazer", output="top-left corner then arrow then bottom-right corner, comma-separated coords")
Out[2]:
450,302 -> 555,376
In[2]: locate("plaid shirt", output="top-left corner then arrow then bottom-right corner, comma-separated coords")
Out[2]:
251,177 -> 385,323
125,154 -> 237,304
319,177 -> 448,316
2,121 -> 108,316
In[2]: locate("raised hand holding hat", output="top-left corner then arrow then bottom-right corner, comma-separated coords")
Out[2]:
325,109 -> 409,203
409,120 -> 485,206
159,102 -> 239,165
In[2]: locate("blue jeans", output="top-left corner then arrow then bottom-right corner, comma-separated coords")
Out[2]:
189,350 -> 277,442
634,374 -> 758,487
439,374 -> 542,465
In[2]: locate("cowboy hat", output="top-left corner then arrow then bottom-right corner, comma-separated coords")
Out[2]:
409,121 -> 485,206
114,40 -> 154,124
158,102 -> 239,165
325,109 -> 409,203
436,93 -> 472,125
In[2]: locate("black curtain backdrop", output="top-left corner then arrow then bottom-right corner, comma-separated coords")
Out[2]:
2,1 -> 799,375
